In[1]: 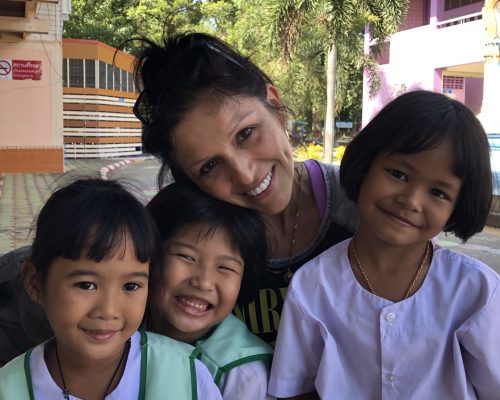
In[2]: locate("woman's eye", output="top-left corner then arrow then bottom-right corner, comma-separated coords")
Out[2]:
236,127 -> 254,144
430,188 -> 446,199
123,283 -> 141,292
76,282 -> 96,290
387,169 -> 406,180
200,160 -> 217,175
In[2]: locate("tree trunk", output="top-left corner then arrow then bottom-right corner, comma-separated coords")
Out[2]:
324,44 -> 337,163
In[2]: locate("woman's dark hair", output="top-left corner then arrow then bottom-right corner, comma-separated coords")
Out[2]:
340,90 -> 492,242
29,178 -> 163,291
147,182 -> 268,305
132,32 -> 279,188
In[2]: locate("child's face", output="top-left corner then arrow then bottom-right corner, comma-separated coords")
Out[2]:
157,223 -> 244,343
357,141 -> 462,247
35,237 -> 149,363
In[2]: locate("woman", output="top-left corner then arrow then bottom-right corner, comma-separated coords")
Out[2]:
133,32 -> 358,345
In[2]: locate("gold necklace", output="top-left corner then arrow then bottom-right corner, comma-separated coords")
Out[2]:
284,163 -> 304,283
350,238 -> 431,300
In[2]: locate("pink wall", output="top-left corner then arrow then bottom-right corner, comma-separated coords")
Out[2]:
363,2 -> 484,126
0,47 -> 53,146
464,77 -> 484,114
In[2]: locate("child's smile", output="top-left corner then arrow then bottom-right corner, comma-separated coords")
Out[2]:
32,237 -> 149,364
357,141 -> 462,248
157,223 -> 244,343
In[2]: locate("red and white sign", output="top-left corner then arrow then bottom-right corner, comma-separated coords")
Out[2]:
0,59 -> 42,80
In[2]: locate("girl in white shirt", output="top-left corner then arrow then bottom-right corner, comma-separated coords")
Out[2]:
269,90 -> 500,399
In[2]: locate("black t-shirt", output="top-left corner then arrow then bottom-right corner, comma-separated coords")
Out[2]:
234,222 -> 353,346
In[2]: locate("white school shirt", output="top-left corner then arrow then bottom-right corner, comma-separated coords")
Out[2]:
31,331 -> 221,400
268,239 -> 500,399
219,359 -> 275,400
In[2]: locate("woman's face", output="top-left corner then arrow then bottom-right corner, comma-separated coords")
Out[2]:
171,86 -> 295,216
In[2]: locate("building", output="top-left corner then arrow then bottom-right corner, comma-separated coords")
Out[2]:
0,0 -> 69,173
363,0 -> 500,134
62,38 -> 141,159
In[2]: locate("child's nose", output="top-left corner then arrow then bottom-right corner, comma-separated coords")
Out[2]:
92,290 -> 121,319
396,187 -> 424,212
190,267 -> 215,291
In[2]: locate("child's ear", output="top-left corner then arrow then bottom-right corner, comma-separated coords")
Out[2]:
22,261 -> 43,304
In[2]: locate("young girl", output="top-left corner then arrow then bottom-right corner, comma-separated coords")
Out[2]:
146,182 -> 274,400
0,178 -> 222,400
268,90 -> 500,399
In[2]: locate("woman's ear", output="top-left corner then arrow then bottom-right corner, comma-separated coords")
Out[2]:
22,261 -> 43,304
265,84 -> 287,128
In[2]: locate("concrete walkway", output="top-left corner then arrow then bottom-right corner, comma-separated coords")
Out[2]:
0,159 -> 121,254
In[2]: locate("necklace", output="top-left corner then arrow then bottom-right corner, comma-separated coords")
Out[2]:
55,339 -> 130,400
284,163 -> 304,283
350,238 -> 431,300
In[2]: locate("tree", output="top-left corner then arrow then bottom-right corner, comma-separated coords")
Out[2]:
269,0 -> 408,162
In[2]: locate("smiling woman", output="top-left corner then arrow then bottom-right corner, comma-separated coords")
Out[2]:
133,32 -> 359,346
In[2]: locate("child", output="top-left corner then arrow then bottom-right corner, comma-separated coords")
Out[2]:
268,90 -> 500,399
146,182 -> 275,400
0,178 -> 222,400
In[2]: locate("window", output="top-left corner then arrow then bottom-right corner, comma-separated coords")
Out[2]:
68,59 -> 83,87
99,61 -> 106,89
128,71 -> 134,92
444,0 -> 481,11
107,63 -> 114,90
443,76 -> 464,90
62,58 -> 68,87
85,60 -> 95,88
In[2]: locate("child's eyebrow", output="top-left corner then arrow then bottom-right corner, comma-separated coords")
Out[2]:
218,255 -> 244,266
65,270 -> 149,279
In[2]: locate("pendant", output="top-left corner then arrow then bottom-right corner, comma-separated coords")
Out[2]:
284,269 -> 294,283
62,389 -> 70,400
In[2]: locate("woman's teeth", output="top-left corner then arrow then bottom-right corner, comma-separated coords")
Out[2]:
247,170 -> 272,196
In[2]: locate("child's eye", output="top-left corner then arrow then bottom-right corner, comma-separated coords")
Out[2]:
177,254 -> 195,262
200,160 -> 217,176
430,188 -> 446,199
387,169 -> 407,180
217,265 -> 239,274
236,127 -> 254,144
123,282 -> 142,292
76,282 -> 96,290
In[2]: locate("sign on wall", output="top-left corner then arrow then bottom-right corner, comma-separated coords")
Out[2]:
0,60 -> 42,81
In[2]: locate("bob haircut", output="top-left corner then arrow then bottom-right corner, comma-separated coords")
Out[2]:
132,32 -> 282,188
147,182 -> 268,305
340,90 -> 491,242
29,178 -> 163,291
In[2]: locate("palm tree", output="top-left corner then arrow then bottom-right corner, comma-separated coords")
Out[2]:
270,0 -> 408,162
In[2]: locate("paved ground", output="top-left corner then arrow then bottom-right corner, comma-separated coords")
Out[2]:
1,158 -> 499,276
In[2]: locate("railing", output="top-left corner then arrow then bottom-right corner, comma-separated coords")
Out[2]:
436,11 -> 482,29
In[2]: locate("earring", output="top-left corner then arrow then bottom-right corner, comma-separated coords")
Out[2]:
33,295 -> 39,302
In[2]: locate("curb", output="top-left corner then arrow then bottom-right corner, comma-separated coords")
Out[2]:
100,159 -> 132,180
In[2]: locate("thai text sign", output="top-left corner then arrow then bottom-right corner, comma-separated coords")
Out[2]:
0,60 -> 42,80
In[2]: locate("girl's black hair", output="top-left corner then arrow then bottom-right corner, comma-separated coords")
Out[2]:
132,32 -> 280,188
340,90 -> 492,242
147,182 -> 268,305
29,178 -> 163,291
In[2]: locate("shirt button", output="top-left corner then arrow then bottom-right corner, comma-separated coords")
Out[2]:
386,312 -> 396,322
388,374 -> 395,383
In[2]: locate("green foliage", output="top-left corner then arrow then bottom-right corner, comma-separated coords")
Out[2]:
62,0 -> 408,131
